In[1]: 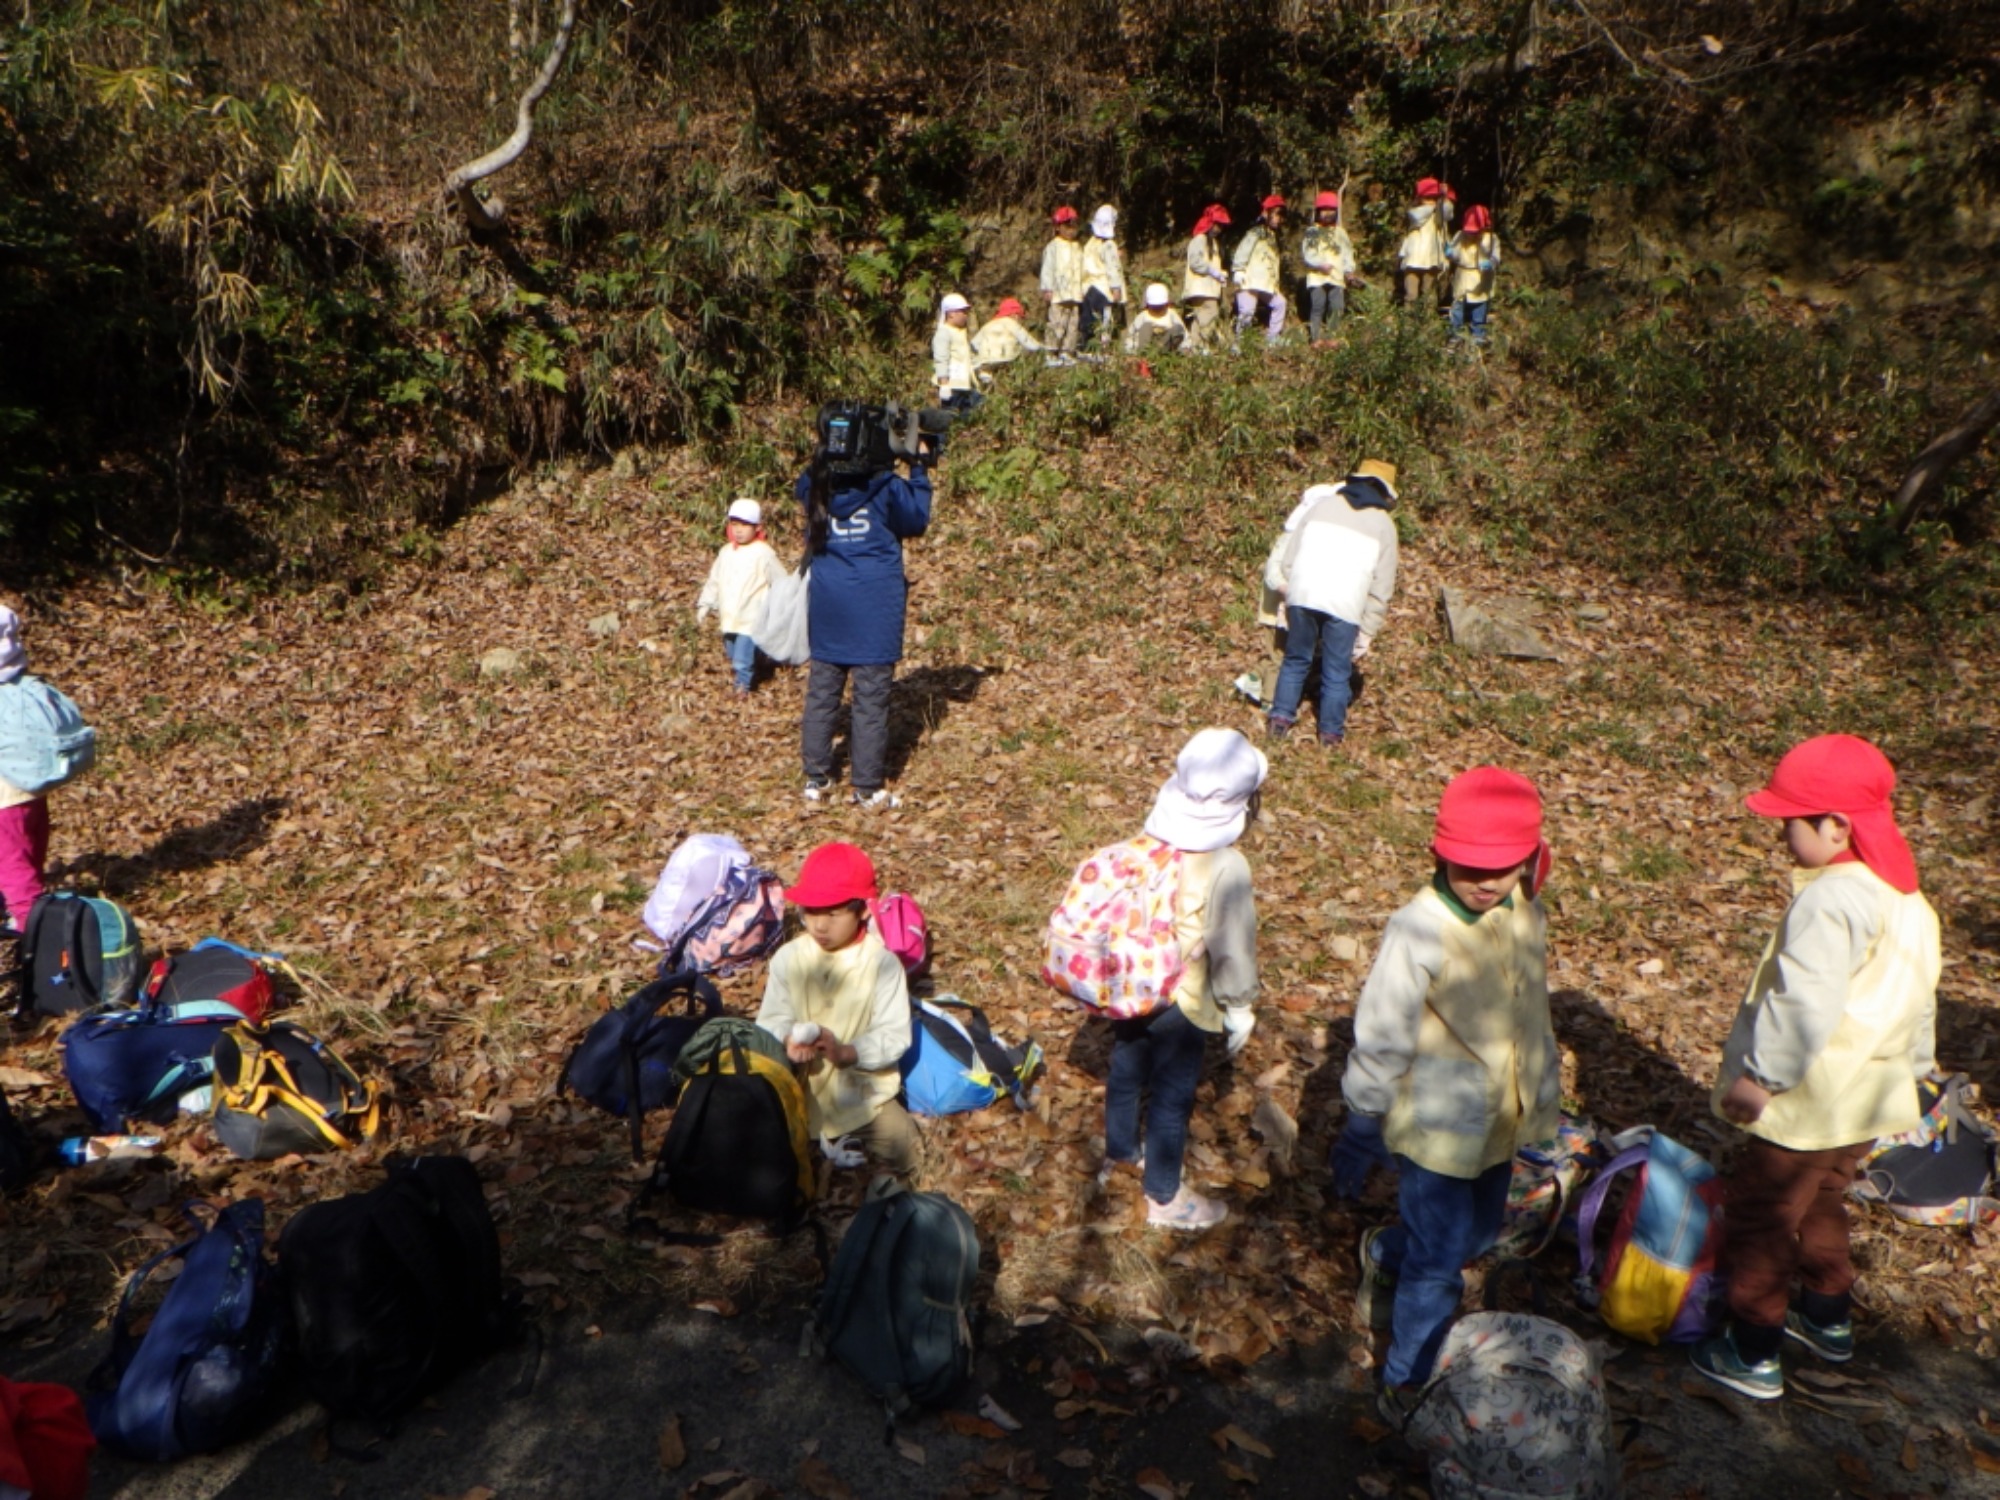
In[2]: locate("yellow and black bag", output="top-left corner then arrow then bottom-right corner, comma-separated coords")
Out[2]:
211,1021 -> 381,1160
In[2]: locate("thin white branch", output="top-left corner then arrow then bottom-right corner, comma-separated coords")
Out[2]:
444,0 -> 580,231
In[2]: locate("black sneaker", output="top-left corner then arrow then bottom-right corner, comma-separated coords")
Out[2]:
1355,1226 -> 1398,1330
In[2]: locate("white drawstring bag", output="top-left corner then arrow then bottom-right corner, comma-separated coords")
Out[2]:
641,835 -> 752,951
752,563 -> 811,667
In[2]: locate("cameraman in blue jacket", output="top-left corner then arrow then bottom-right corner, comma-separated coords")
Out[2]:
794,415 -> 933,809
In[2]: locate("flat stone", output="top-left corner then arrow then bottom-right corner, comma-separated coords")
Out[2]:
478,647 -> 524,677
1576,603 -> 1611,623
1438,586 -> 1559,660
587,612 -> 621,638
1329,935 -> 1361,963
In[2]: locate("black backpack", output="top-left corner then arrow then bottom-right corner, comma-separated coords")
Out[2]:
651,1023 -> 815,1228
20,892 -> 143,1017
277,1156 -> 519,1425
559,969 -> 722,1161
211,1021 -> 382,1160
814,1180 -> 980,1424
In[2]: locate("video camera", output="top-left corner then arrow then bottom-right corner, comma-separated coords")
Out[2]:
816,399 -> 951,478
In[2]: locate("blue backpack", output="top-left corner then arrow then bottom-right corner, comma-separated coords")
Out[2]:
86,1199 -> 286,1460
559,968 -> 723,1160
60,996 -> 244,1132
0,675 -> 95,795
900,997 -> 1041,1117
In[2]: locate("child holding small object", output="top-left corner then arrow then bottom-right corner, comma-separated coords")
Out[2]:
1080,204 -> 1128,350
694,500 -> 784,695
1231,195 -> 1288,349
1691,735 -> 1942,1401
1039,206 -> 1086,358
755,842 -> 921,1178
1300,191 -> 1358,345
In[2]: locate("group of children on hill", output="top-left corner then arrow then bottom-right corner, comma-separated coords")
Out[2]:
930,176 -> 1500,400
742,706 -> 1940,1413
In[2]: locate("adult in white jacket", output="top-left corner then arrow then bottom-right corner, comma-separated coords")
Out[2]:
1264,461 -> 1400,744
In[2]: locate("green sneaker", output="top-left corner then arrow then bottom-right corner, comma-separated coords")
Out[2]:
1784,1308 -> 1855,1363
1355,1226 -> 1398,1330
1690,1330 -> 1784,1401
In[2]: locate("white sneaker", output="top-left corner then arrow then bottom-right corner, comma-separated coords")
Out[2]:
803,779 -> 832,804
1146,1185 -> 1227,1231
851,789 -> 901,810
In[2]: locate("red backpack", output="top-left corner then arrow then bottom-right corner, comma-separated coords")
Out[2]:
140,942 -> 276,1024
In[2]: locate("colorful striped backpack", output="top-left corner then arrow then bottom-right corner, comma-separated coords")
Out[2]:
1850,1074 -> 2000,1227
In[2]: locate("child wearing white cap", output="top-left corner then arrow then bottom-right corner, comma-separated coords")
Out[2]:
1079,205 -> 1127,350
1122,283 -> 1189,356
932,294 -> 979,411
1097,728 -> 1266,1231
695,499 -> 784,695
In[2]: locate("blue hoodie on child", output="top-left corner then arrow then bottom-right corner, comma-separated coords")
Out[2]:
794,466 -> 933,666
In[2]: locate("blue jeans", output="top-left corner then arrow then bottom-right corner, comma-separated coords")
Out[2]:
1373,1156 -> 1513,1386
1104,1005 -> 1208,1205
722,631 -> 757,690
1270,606 -> 1359,738
1450,297 -> 1489,343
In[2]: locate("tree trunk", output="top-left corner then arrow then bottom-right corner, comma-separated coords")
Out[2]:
444,0 -> 580,233
1889,386 -> 2000,534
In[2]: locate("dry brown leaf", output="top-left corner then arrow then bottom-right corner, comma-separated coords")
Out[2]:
1055,1448 -> 1092,1469
939,1410 -> 1006,1439
1135,1466 -> 1182,1500
796,1455 -> 854,1500
895,1438 -> 925,1466
658,1413 -> 686,1471
1211,1423 -> 1275,1459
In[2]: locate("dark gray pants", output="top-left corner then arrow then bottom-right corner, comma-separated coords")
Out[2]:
1308,283 -> 1346,340
802,659 -> 895,793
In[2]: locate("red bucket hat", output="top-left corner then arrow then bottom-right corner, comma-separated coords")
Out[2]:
1415,177 -> 1442,199
996,296 -> 1025,318
1433,767 -> 1547,878
1744,734 -> 1919,893
784,842 -> 879,907
1051,205 -> 1078,224
1261,193 -> 1288,213
1462,204 -> 1492,234
1314,190 -> 1340,211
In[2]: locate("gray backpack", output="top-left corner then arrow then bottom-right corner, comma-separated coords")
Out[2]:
813,1180 -> 979,1428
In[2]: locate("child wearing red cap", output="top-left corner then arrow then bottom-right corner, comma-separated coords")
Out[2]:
755,842 -> 921,1179
1039,207 -> 1085,359
1231,195 -> 1289,350
1397,178 -> 1454,308
1181,203 -> 1233,354
1691,735 -> 1941,1401
1331,767 -> 1560,1416
1446,206 -> 1501,346
1300,191 -> 1357,346
971,297 -> 1044,375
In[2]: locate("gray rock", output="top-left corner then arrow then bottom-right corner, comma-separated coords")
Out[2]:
1438,586 -> 1560,660
587,612 -> 621,639
478,647 -> 524,677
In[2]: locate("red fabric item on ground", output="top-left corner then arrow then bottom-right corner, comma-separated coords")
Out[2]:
0,1377 -> 93,1500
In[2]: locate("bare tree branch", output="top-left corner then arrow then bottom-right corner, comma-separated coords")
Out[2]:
1889,387 -> 2000,534
443,0 -> 580,233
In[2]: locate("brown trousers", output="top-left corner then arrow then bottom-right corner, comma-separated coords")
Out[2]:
1723,1136 -> 1874,1329
1184,297 -> 1223,351
850,1099 -> 925,1181
1401,268 -> 1439,306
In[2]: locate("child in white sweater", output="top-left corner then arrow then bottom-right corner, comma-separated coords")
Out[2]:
694,498 -> 783,695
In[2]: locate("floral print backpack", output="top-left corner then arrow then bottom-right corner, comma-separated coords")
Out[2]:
1041,836 -> 1188,1019
1401,1307 -> 1619,1500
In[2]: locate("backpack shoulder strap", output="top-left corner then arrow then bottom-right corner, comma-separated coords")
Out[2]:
818,1194 -> 917,1361
924,999 -> 1020,1094
1571,1143 -> 1652,1285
